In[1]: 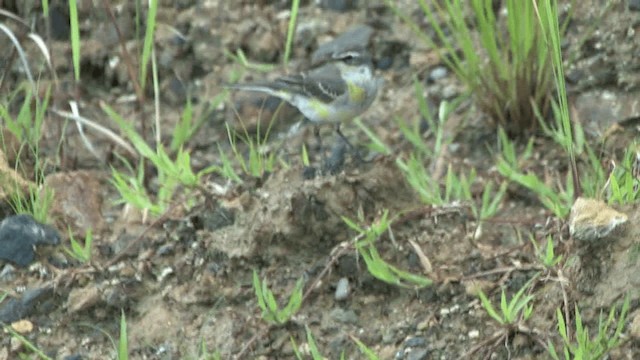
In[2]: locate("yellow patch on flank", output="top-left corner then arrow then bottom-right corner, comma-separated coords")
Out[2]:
347,83 -> 365,102
311,101 -> 330,118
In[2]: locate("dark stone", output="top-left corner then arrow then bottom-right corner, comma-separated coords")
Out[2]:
62,355 -> 84,360
405,336 -> 427,347
202,206 -> 236,231
319,0 -> 359,12
0,286 -> 54,323
302,166 -> 317,180
375,56 -> 394,70
49,5 -> 70,41
406,347 -> 429,360
0,214 -> 60,267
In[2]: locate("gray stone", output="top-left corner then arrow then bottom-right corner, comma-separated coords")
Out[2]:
334,277 -> 350,300
0,214 -> 60,267
428,66 -> 448,82
330,308 -> 358,324
406,347 -> 429,360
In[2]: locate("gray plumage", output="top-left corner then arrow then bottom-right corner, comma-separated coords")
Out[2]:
226,52 -> 381,125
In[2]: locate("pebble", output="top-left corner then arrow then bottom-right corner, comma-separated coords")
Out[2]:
330,308 -> 358,324
62,355 -> 83,360
200,206 -> 236,231
441,84 -> 460,100
319,0 -> 359,11
334,277 -> 350,300
0,214 -> 60,267
406,347 -> 429,360
404,336 -> 427,347
157,243 -> 175,256
0,286 -> 54,323
0,264 -> 16,281
428,66 -> 448,82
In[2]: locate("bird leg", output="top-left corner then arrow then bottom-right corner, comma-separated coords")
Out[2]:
335,124 -> 363,163
314,125 -> 328,164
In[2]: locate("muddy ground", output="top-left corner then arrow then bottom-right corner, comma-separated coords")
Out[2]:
1,0 -> 640,359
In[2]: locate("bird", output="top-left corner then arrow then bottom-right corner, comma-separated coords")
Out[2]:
225,50 -> 382,152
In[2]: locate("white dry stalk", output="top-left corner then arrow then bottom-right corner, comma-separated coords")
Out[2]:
51,108 -> 136,157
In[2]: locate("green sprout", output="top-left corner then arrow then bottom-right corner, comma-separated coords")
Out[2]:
548,297 -> 630,360
253,270 -> 304,325
343,210 -> 432,289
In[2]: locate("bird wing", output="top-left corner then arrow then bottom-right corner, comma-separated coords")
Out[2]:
274,72 -> 347,103
225,63 -> 347,103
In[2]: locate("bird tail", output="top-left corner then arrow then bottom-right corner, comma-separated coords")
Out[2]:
225,82 -> 287,96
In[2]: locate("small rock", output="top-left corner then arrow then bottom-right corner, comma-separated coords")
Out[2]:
318,0 -> 359,12
377,345 -> 397,360
406,347 -> 429,360
10,319 -> 33,334
428,66 -> 448,82
45,171 -> 104,237
404,336 -> 427,347
463,279 -> 492,297
336,252 -> 358,276
157,243 -> 175,256
573,90 -> 640,136
62,355 -> 84,360
200,206 -> 236,231
335,277 -> 350,300
67,286 -> 101,314
102,286 -> 129,308
0,286 -> 54,323
330,308 -> 358,324
441,83 -> 460,100
416,318 -> 431,331
0,264 -> 16,281
569,197 -> 628,242
0,214 -> 60,267
302,166 -> 317,180
382,327 -> 397,344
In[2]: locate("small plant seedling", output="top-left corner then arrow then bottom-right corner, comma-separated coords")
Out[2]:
118,310 -> 129,360
291,326 -> 324,360
64,229 -> 93,263
343,211 -> 432,289
548,296 -> 630,360
478,277 -> 536,326
253,270 -> 304,325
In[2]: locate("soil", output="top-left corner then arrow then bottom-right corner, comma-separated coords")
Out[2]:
1,1 -> 640,359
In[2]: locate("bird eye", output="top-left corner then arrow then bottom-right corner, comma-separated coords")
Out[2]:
342,55 -> 355,64
337,52 -> 359,64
